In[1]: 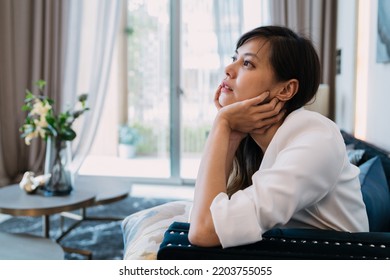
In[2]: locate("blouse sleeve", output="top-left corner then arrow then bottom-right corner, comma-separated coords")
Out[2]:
210,123 -> 346,248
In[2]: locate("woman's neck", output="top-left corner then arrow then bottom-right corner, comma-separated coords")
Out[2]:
250,120 -> 283,152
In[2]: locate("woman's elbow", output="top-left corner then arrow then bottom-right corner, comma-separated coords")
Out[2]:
188,226 -> 206,246
188,223 -> 221,247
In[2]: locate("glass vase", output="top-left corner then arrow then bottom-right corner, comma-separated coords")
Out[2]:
43,137 -> 73,196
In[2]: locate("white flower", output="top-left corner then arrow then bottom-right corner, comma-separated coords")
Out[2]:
35,126 -> 47,138
20,81 -> 89,145
33,116 -> 48,130
24,131 -> 39,145
30,99 -> 51,117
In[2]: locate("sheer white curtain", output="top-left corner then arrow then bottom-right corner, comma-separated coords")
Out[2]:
63,0 -> 121,178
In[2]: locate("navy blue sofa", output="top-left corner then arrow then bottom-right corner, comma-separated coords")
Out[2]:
157,131 -> 390,259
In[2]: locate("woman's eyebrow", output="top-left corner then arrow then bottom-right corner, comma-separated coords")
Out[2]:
243,53 -> 260,60
235,50 -> 259,60
240,52 -> 260,61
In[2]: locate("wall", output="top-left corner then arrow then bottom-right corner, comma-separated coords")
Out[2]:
357,0 -> 390,150
335,0 -> 358,133
336,0 -> 390,151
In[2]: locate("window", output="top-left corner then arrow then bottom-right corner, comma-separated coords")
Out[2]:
79,0 -> 269,184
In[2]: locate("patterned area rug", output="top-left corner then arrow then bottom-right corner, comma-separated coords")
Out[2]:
0,196 -> 174,260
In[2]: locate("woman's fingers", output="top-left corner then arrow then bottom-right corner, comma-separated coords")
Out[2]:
245,91 -> 270,106
214,85 -> 223,110
257,98 -> 285,119
251,109 -> 286,134
241,98 -> 285,133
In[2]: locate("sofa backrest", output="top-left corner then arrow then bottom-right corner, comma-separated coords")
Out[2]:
341,131 -> 390,232
341,130 -> 390,191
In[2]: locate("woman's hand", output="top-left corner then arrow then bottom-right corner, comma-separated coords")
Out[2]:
213,85 -> 247,143
214,86 -> 285,135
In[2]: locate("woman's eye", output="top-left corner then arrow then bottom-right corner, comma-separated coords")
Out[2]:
243,60 -> 253,67
231,56 -> 237,62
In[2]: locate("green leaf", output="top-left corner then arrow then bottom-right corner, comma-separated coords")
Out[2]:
25,117 -> 34,125
78,93 -> 88,103
21,104 -> 32,111
58,112 -> 71,126
45,114 -> 56,127
72,109 -> 89,119
78,93 -> 88,108
46,98 -> 54,105
35,80 -> 46,90
24,90 -> 35,103
60,128 -> 76,141
46,124 -> 58,137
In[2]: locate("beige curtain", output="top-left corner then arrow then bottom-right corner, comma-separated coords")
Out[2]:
0,0 -> 68,187
270,0 -> 338,119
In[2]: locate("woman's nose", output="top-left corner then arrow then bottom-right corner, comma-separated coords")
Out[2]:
225,63 -> 235,79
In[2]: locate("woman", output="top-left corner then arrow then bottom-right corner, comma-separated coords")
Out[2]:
188,26 -> 369,248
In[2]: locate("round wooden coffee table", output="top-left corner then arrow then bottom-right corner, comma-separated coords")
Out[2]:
0,183 -> 130,259
72,183 -> 130,221
77,183 -> 129,206
0,184 -> 96,238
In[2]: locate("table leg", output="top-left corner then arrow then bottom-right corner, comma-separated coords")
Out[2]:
42,215 -> 50,238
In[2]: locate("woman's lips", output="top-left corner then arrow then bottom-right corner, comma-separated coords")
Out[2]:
221,81 -> 233,93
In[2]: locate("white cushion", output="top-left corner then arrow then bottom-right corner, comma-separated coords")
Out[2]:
121,200 -> 192,260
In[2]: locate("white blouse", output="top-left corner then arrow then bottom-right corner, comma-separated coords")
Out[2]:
210,108 -> 369,248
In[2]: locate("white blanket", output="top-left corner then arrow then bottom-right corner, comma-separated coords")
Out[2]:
121,200 -> 192,260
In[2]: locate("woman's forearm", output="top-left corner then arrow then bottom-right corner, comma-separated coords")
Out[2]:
189,118 -> 239,246
188,91 -> 282,246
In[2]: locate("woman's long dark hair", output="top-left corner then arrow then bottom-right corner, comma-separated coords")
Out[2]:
227,26 -> 321,197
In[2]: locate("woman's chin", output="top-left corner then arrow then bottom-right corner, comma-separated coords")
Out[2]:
218,95 -> 234,107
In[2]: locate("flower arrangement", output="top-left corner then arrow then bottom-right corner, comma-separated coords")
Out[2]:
19,80 -> 89,196
19,80 -> 89,145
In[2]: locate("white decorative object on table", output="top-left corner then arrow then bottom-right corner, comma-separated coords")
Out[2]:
19,171 -> 51,194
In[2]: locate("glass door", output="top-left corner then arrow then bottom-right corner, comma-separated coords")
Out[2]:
125,0 -> 171,178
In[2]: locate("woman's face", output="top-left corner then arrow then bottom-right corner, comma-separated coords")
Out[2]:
218,38 -> 281,107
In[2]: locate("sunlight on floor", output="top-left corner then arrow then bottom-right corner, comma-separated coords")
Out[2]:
0,214 -> 11,223
79,156 -> 200,179
131,184 -> 194,201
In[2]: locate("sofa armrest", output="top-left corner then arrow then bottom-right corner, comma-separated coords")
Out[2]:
157,222 -> 390,260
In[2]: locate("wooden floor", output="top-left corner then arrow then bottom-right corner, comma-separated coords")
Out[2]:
0,232 -> 64,260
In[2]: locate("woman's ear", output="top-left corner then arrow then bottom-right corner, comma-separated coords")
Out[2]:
276,79 -> 299,101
